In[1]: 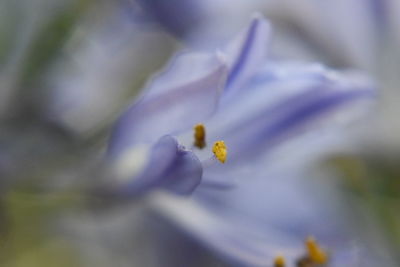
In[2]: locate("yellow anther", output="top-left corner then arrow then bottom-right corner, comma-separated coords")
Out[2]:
274,255 -> 286,267
193,124 -> 206,149
305,237 -> 328,264
212,141 -> 227,163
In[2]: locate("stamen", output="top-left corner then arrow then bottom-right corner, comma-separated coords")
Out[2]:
274,255 -> 286,267
305,237 -> 328,264
193,124 -> 206,149
212,141 -> 227,163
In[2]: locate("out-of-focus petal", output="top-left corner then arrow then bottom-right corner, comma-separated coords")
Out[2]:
386,0 -> 400,44
150,192 -> 301,266
115,135 -> 202,196
263,0 -> 379,69
46,6 -> 175,135
135,0 -> 204,37
150,190 -> 381,267
108,53 -> 228,156
313,0 -> 379,68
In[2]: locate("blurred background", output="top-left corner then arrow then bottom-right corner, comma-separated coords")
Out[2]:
0,0 -> 400,266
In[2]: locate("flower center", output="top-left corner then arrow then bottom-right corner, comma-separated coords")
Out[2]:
192,124 -> 227,164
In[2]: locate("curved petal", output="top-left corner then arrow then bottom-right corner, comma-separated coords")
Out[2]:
223,15 -> 271,96
160,142 -> 203,195
115,135 -> 202,196
108,53 -> 228,157
206,63 -> 375,164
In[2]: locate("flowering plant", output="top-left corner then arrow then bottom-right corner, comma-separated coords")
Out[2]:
107,15 -> 376,266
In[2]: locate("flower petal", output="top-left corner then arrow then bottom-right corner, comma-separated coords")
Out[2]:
150,192 -> 300,266
223,15 -> 271,96
150,190 -> 380,267
206,63 -> 375,163
116,135 -> 202,196
108,53 -> 228,157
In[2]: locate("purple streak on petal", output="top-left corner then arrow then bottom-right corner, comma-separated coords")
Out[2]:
227,18 -> 259,85
118,135 -> 202,196
258,89 -> 372,140
108,58 -> 227,157
225,15 -> 271,94
228,87 -> 373,161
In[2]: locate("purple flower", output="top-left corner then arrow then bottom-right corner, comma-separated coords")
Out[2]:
108,15 -> 373,196
107,15 -> 376,266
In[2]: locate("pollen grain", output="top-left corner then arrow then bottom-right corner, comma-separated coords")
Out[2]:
274,255 -> 286,267
305,237 -> 328,264
193,124 -> 206,149
212,141 -> 227,163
